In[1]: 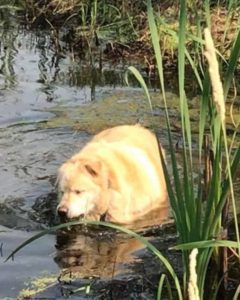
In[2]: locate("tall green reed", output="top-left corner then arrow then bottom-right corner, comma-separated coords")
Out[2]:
129,0 -> 240,297
142,0 -> 240,298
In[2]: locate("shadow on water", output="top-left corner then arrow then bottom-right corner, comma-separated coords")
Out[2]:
53,207 -> 170,275
52,218 -> 178,300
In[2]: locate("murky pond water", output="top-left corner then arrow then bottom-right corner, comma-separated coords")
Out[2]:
0,22 -> 239,299
0,25 -> 174,299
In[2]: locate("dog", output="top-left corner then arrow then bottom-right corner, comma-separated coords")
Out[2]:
57,125 -> 168,224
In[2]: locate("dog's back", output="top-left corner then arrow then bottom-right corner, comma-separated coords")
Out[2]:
94,124 -> 165,180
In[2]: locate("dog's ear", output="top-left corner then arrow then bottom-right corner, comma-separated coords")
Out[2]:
55,162 -> 68,188
84,161 -> 110,189
84,161 -> 102,177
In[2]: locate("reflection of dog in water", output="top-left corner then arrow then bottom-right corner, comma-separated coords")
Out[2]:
57,125 -> 168,224
55,228 -> 145,278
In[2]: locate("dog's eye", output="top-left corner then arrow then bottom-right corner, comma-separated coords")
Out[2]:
74,189 -> 82,195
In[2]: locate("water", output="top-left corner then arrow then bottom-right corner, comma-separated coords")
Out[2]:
0,24 -> 173,299
0,24 -> 133,209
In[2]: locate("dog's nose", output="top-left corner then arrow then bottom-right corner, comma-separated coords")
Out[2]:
57,205 -> 68,218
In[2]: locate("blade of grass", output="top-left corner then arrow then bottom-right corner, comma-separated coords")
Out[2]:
185,49 -> 203,91
172,239 -> 240,251
223,27 -> 240,99
159,146 -> 187,241
209,146 -> 240,235
125,66 -> 153,113
147,0 -> 185,233
204,1 -> 211,28
199,73 -> 211,158
221,126 -> 240,256
157,274 -> 173,300
202,141 -> 222,239
178,2 -> 195,285
233,284 -> 240,300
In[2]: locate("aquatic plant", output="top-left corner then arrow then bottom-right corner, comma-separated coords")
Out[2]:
130,1 -> 240,299
128,0 -> 240,298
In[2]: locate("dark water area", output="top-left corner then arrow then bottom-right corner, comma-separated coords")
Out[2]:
0,17 -> 239,299
0,25 -> 137,209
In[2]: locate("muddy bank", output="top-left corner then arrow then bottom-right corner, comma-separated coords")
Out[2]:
18,1 -> 240,65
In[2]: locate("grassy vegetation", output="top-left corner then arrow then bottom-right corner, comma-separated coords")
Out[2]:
128,0 -> 240,298
4,0 -> 240,299
10,1 -> 239,65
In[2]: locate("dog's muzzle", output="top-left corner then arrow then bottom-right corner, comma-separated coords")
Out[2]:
57,205 -> 69,219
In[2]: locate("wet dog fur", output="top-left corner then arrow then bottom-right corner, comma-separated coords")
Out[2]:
57,124 -> 168,224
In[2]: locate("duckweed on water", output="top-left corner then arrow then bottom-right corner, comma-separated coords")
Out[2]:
18,275 -> 57,299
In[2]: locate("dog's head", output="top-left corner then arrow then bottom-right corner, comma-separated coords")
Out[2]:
57,158 -> 109,220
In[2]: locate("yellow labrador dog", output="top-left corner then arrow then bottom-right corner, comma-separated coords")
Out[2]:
57,125 -> 168,224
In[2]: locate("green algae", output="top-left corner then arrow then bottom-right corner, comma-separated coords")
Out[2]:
18,274 -> 57,299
